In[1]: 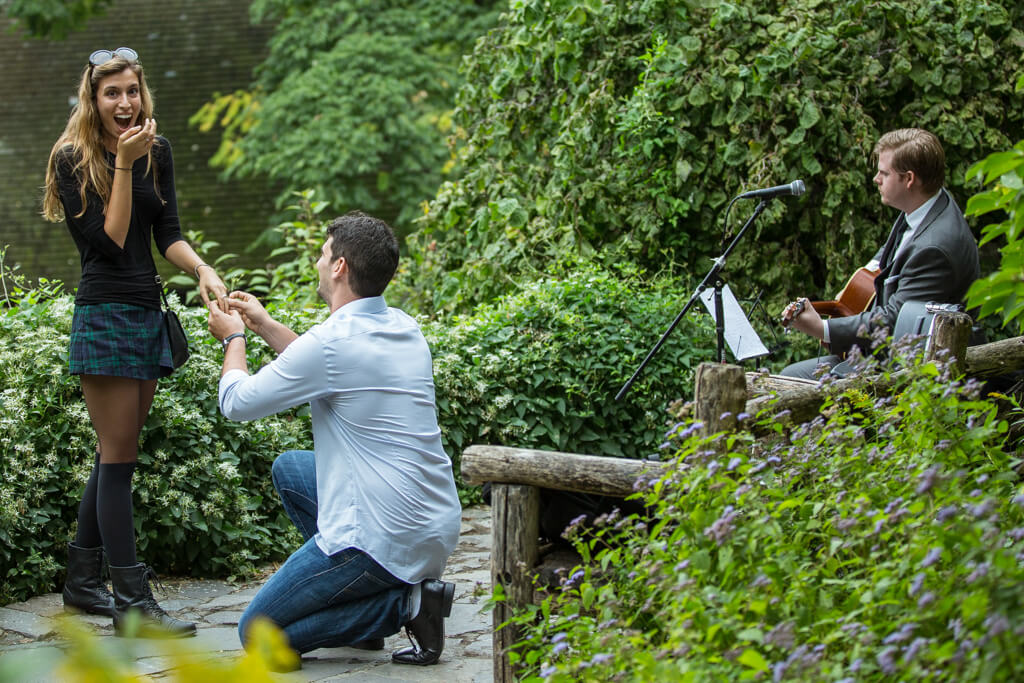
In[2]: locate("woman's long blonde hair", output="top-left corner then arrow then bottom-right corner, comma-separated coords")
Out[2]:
42,56 -> 158,222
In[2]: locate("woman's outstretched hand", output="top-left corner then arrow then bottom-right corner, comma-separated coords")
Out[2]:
196,266 -> 229,311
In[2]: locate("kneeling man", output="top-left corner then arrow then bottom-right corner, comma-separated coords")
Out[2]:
207,211 -> 461,668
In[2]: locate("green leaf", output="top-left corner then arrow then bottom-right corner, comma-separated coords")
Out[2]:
737,648 -> 770,673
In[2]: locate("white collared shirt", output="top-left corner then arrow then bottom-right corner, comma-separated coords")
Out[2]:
218,296 -> 461,584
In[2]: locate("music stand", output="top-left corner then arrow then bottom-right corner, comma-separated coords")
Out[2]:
699,281 -> 770,363
615,198 -> 772,401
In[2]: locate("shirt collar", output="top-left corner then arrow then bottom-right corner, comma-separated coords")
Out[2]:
905,189 -> 942,233
335,295 -> 388,316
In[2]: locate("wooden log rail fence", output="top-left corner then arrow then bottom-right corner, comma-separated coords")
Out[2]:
460,312 -> 1024,682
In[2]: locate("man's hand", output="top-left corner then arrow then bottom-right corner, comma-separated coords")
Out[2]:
783,298 -> 826,341
226,291 -> 273,335
207,301 -> 245,341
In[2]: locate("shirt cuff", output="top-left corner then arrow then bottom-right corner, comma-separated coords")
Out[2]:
822,320 -> 831,344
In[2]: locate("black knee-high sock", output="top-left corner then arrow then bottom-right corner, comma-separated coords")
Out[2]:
74,451 -> 102,548
96,462 -> 137,567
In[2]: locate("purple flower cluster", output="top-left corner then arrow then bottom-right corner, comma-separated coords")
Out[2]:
882,622 -> 917,645
965,560 -> 990,584
664,420 -> 704,442
562,569 -> 585,589
970,498 -> 996,519
704,505 -> 741,545
771,643 -> 824,682
765,621 -> 796,650
876,646 -> 898,675
916,466 -> 942,495
920,546 -> 942,568
593,507 -> 621,528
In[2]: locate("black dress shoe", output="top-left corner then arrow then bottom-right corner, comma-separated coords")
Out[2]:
391,579 -> 455,665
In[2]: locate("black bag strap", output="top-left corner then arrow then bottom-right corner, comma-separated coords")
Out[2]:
155,274 -> 173,311
135,203 -> 175,313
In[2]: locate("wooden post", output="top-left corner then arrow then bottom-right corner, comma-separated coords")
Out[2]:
694,362 -> 747,437
927,311 -> 973,376
491,483 -> 539,683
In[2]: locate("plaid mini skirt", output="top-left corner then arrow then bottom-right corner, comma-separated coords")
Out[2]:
69,303 -> 174,379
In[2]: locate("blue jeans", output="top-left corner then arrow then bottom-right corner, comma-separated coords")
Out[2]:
238,450 -> 412,654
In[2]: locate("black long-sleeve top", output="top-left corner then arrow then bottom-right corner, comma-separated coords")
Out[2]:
55,136 -> 184,310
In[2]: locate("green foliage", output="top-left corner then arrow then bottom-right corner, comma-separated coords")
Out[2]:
508,355 -> 1024,681
2,0 -> 114,39
424,265 -> 719,474
405,0 -> 1024,315
191,0 -> 502,234
0,289 -> 318,603
167,189 -> 330,310
964,129 -> 1024,333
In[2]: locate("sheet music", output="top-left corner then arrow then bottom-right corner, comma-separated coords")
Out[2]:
699,284 -> 770,361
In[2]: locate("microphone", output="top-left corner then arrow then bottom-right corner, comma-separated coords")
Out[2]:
737,179 -> 806,200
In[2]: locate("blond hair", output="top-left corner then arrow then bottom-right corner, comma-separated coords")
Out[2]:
873,128 -> 945,195
42,56 -> 158,222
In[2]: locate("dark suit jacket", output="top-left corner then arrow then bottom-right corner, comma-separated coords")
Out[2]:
828,188 -> 979,355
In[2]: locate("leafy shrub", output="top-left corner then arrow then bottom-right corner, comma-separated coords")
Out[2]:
0,288 -> 316,604
509,355 -> 1024,681
405,0 -> 1024,315
964,99 -> 1024,334
424,264 -> 720,478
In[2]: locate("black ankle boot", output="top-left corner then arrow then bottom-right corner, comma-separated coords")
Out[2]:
62,543 -> 115,617
392,579 -> 455,665
109,563 -> 196,638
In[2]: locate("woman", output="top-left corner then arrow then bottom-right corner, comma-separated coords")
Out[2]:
42,47 -> 227,637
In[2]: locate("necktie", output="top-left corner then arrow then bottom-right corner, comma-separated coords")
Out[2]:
883,215 -> 909,269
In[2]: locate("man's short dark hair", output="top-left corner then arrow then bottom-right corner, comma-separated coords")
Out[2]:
326,211 -> 399,297
873,128 -> 946,195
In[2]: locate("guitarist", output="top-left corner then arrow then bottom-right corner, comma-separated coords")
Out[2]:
781,128 -> 979,378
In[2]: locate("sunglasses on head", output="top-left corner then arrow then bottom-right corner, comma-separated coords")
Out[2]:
88,47 -> 138,66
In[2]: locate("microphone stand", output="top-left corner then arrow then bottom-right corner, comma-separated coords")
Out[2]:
615,198 -> 771,401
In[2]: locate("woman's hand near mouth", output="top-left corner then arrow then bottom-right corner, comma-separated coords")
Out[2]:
116,117 -> 157,167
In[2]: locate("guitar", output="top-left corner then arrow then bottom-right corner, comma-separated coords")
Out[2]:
781,266 -> 880,328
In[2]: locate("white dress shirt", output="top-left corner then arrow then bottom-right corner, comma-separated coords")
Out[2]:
218,296 -> 462,584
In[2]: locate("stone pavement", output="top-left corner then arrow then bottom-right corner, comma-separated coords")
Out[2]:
0,506 -> 493,682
